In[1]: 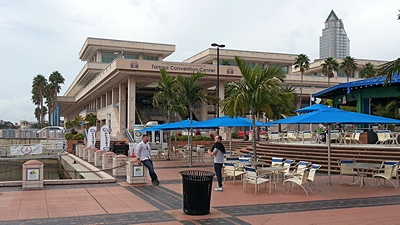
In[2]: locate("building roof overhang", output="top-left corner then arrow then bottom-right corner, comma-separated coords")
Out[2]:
312,73 -> 400,99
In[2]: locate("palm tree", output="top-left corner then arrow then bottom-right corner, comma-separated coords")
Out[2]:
269,86 -> 297,119
85,113 -> 97,127
31,74 -> 47,128
48,71 -> 65,126
373,100 -> 400,119
221,56 -> 285,159
175,72 -> 209,167
294,54 -> 310,108
377,58 -> 400,84
153,68 -> 182,160
321,57 -> 339,87
359,62 -> 376,78
34,107 -> 41,124
44,83 -> 55,125
377,12 -> 400,84
340,56 -> 357,82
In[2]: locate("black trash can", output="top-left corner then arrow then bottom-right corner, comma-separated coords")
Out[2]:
180,170 -> 215,215
367,130 -> 378,144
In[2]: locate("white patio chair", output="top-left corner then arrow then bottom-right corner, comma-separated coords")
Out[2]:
268,132 -> 281,143
243,167 -> 271,194
271,157 -> 284,167
283,168 -> 310,196
284,161 -> 310,179
375,130 -> 395,145
372,161 -> 399,189
343,130 -> 362,145
338,159 -> 358,184
282,131 -> 297,142
299,130 -> 313,143
223,163 -> 245,184
277,159 -> 295,183
307,164 -> 321,193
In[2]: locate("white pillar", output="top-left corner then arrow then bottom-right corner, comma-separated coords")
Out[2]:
127,76 -> 136,130
119,82 -> 127,139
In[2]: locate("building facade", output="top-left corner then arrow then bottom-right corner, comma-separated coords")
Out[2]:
319,10 -> 350,59
58,37 -> 385,140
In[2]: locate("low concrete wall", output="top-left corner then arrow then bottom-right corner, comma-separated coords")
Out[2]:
0,152 -> 115,187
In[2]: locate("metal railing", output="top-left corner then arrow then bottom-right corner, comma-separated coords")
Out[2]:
125,129 -> 135,143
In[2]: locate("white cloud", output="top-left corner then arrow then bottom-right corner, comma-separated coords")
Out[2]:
0,0 -> 399,122
0,96 -> 37,123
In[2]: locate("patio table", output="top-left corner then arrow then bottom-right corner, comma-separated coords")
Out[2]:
346,163 -> 381,187
259,166 -> 285,191
239,161 -> 265,168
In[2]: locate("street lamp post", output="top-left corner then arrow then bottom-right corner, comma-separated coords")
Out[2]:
211,43 -> 225,119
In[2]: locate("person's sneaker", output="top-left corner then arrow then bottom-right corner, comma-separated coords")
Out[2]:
214,187 -> 223,191
152,180 -> 160,186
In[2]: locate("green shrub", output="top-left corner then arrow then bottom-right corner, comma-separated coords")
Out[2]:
179,135 -> 188,141
65,132 -> 84,140
231,132 -> 239,139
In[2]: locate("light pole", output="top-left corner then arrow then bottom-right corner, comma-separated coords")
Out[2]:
211,43 -> 225,119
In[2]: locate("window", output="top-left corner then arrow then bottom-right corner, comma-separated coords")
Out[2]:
124,54 -> 138,59
143,55 -> 159,61
101,53 -> 117,63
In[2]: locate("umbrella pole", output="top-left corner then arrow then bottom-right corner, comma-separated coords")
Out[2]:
229,127 -> 232,153
327,129 -> 331,185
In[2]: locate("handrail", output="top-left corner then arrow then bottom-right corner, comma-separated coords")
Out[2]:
125,129 -> 135,143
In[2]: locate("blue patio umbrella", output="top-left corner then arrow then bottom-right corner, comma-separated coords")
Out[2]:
272,107 -> 400,184
138,123 -> 170,132
294,104 -> 329,113
158,119 -> 201,130
193,116 -> 269,152
193,116 -> 265,128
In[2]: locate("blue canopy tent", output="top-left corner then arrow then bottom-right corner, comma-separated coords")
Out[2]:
272,107 -> 400,184
294,104 -> 329,113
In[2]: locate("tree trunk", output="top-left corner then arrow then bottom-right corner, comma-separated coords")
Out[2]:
251,114 -> 257,164
167,109 -> 171,160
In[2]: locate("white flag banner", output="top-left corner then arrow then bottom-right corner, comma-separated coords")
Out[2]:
100,125 -> 111,151
10,145 -> 42,156
86,126 -> 97,148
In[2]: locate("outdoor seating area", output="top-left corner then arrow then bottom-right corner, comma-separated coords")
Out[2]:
221,155 -> 324,196
337,159 -> 399,188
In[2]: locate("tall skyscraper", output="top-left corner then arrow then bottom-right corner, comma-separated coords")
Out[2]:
319,10 -> 350,59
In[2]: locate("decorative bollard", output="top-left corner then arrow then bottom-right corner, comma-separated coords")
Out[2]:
82,147 -> 90,161
22,160 -> 44,190
113,155 -> 128,177
102,152 -> 115,170
76,145 -> 82,157
127,158 -> 148,184
78,146 -> 85,158
88,148 -> 97,163
94,150 -> 105,166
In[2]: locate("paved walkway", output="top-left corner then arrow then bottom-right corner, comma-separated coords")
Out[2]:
1,155 -> 400,224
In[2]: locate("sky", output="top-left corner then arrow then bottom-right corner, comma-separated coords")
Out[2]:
0,0 -> 399,124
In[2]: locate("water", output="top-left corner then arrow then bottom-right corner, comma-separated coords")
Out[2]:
0,159 -> 69,181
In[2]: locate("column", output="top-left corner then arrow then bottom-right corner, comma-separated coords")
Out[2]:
119,82 -> 127,136
127,76 -> 136,130
218,81 -> 225,117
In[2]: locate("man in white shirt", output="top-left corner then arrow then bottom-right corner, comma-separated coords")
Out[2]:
135,134 -> 159,185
